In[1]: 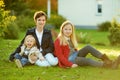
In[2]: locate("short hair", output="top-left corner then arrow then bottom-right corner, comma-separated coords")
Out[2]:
33,11 -> 47,22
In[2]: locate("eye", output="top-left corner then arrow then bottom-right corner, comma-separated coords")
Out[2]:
42,19 -> 45,21
38,19 -> 41,21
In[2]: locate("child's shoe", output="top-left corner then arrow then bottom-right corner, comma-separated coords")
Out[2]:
15,59 -> 23,68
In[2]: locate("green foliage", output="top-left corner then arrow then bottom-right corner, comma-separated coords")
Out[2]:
15,15 -> 35,31
76,29 -> 110,45
76,32 -> 91,44
4,0 -> 29,15
97,21 -> 112,31
21,9 -> 35,17
108,18 -> 120,46
2,22 -> 19,39
0,0 -> 17,37
48,14 -> 66,29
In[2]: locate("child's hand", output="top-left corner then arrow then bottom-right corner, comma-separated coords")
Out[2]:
39,57 -> 45,61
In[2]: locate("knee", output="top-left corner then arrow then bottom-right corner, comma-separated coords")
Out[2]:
35,60 -> 51,67
85,44 -> 91,48
45,53 -> 58,66
85,45 -> 95,50
48,57 -> 58,66
14,53 -> 21,59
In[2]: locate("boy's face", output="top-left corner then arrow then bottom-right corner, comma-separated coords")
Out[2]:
36,16 -> 46,30
25,37 -> 35,48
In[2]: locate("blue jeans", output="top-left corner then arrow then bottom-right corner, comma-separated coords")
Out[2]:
35,53 -> 58,67
68,51 -> 78,63
14,53 -> 29,66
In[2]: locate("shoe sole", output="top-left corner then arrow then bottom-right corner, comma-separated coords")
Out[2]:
15,59 -> 23,68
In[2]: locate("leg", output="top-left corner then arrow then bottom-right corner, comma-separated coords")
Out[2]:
68,52 -> 78,63
77,45 -> 112,66
75,57 -> 103,67
14,53 -> 22,60
35,59 -> 51,67
20,57 -> 29,66
15,59 -> 23,68
45,53 -> 58,66
77,45 -> 102,58
14,53 -> 23,68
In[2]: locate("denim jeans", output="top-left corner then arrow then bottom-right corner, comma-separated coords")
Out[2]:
14,53 -> 29,66
68,51 -> 78,63
35,53 -> 58,67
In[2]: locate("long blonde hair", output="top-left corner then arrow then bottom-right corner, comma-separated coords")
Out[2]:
58,20 -> 78,49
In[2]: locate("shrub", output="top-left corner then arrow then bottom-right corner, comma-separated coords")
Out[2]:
0,1 -> 16,37
15,15 -> 35,31
97,21 -> 112,31
2,22 -> 19,39
108,18 -> 120,46
48,14 -> 66,29
76,32 -> 91,44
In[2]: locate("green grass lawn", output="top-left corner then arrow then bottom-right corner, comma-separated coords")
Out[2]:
0,29 -> 120,80
76,29 -> 110,45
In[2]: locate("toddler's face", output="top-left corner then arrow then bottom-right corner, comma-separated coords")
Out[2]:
25,37 -> 35,48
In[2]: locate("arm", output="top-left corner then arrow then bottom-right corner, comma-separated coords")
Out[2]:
54,39 -> 73,67
28,47 -> 45,63
35,48 -> 45,60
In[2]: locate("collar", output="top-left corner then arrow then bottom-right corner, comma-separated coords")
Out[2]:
35,29 -> 43,35
64,36 -> 70,41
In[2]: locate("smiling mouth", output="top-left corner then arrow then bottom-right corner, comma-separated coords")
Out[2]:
28,44 -> 31,46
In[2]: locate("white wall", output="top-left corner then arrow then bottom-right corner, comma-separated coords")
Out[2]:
58,0 -> 120,29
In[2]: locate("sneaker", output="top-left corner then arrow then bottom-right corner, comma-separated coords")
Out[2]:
15,59 -> 23,68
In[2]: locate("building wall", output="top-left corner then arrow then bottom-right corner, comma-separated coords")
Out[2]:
58,0 -> 120,29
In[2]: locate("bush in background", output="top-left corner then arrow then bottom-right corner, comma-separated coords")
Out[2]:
108,18 -> 120,46
0,1 -> 17,38
48,14 -> 66,29
97,21 -> 112,31
15,15 -> 35,31
76,32 -> 91,44
2,22 -> 19,39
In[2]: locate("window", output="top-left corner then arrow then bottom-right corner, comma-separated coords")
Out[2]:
98,4 -> 102,13
96,0 -> 103,16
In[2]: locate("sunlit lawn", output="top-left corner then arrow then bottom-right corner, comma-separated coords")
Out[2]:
0,29 -> 120,80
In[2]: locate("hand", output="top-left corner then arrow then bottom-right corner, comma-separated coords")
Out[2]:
71,64 -> 78,68
39,57 -> 45,61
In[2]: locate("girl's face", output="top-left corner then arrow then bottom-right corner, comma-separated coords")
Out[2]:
62,24 -> 72,37
25,37 -> 35,48
36,16 -> 46,30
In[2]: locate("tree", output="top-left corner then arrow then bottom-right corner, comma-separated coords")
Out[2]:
0,0 -> 16,37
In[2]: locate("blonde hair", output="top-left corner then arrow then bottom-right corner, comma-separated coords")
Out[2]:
23,35 -> 36,47
58,20 -> 78,48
